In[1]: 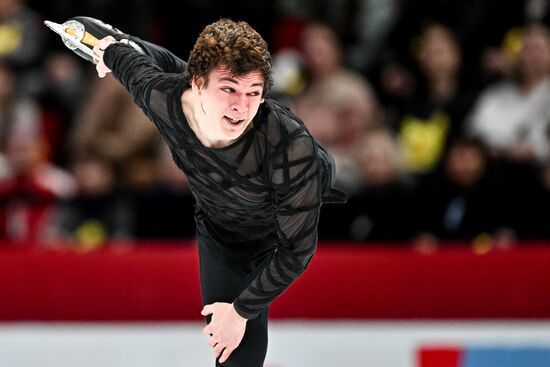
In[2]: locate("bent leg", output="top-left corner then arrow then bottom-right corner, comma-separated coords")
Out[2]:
198,238 -> 271,367
217,309 -> 268,367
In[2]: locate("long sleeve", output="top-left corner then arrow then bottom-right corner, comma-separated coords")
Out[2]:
126,36 -> 187,73
233,129 -> 322,319
103,43 -> 170,115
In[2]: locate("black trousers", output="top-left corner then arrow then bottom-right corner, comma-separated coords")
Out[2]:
198,228 -> 275,367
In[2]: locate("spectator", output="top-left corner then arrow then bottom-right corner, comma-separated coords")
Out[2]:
0,128 -> 76,245
291,21 -> 382,191
479,0 -> 550,84
0,61 -> 41,153
0,0 -> 44,68
50,155 -> 132,250
274,0 -> 400,74
36,52 -> 89,166
70,74 -> 161,191
378,0 -> 525,90
391,23 -> 476,177
467,23 -> 550,163
318,128 -> 415,242
411,135 -> 506,244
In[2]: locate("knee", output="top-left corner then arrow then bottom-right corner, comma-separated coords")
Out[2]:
217,314 -> 268,367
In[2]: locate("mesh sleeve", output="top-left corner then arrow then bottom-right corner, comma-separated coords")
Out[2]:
126,36 -> 187,73
233,131 -> 322,319
103,43 -> 166,115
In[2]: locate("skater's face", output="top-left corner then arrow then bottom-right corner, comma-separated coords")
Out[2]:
193,65 -> 264,147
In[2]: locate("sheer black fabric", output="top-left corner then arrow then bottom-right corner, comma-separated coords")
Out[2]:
104,41 -> 346,319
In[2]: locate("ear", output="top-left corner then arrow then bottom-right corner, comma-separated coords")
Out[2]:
192,77 -> 204,94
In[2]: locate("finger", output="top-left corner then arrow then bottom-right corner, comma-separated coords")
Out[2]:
201,305 -> 213,316
207,336 -> 218,348
202,325 -> 212,336
97,37 -> 115,53
219,346 -> 235,364
99,36 -> 115,48
213,344 -> 225,358
96,64 -> 104,78
99,67 -> 109,78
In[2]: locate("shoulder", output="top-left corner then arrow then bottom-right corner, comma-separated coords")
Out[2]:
148,74 -> 189,119
262,97 -> 316,147
149,74 -> 187,101
261,98 -> 317,167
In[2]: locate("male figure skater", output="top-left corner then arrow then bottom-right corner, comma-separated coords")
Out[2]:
65,17 -> 346,366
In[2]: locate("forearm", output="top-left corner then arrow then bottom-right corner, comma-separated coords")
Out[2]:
101,42 -> 163,109
234,209 -> 320,319
233,236 -> 318,319
233,130 -> 324,319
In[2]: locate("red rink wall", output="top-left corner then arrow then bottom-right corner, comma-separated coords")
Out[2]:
1,242 -> 550,321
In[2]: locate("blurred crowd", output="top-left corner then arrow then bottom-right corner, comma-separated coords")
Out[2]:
1,0 -> 550,249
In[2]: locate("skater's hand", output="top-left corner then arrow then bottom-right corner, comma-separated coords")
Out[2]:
201,302 -> 247,363
92,36 -> 129,78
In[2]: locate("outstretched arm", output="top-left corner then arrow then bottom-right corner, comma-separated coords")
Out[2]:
123,35 -> 186,74
94,35 -> 187,77
92,36 -> 171,123
49,16 -> 186,74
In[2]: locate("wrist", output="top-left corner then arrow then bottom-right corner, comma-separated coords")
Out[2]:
231,302 -> 248,322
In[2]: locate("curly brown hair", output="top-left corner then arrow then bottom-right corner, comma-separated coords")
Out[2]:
187,19 -> 273,94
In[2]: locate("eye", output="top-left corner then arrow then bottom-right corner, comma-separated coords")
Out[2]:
221,87 -> 235,93
248,91 -> 261,97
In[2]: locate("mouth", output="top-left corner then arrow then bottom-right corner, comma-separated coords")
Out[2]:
224,116 -> 245,126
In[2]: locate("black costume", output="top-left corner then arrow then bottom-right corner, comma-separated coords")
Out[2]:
103,38 -> 346,366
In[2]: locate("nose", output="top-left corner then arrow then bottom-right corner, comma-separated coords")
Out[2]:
231,94 -> 247,113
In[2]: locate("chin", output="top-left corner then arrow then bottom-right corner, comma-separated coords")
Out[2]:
222,118 -> 249,134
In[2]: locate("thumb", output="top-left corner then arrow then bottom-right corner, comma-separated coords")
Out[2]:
96,64 -> 105,78
96,63 -> 111,78
201,304 -> 213,316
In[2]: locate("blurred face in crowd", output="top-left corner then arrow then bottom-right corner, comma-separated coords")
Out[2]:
300,23 -> 342,74
193,65 -> 265,147
445,140 -> 487,188
417,24 -> 461,80
358,130 -> 402,187
5,133 -> 47,173
517,25 -> 550,82
0,0 -> 21,16
73,158 -> 115,196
